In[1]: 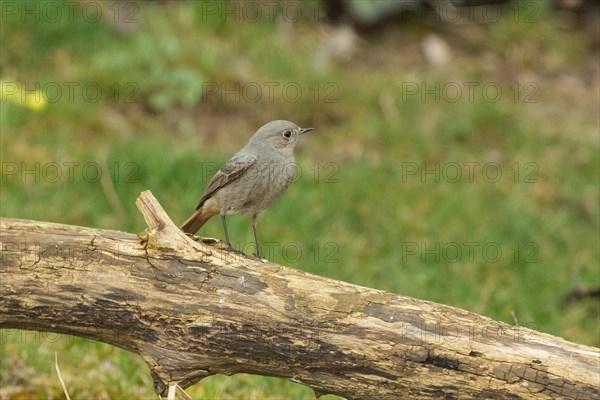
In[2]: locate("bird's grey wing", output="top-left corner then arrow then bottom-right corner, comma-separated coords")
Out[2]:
196,152 -> 257,209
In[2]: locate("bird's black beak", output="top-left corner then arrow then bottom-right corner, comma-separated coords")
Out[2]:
300,127 -> 315,134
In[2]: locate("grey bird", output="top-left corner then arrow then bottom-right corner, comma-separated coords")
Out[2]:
180,120 -> 314,257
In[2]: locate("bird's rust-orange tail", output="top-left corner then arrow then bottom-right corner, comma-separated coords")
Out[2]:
180,206 -> 216,234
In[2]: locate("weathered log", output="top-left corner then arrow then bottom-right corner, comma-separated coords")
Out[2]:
0,191 -> 598,399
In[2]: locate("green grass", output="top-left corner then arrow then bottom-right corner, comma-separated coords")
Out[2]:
1,0 -> 599,398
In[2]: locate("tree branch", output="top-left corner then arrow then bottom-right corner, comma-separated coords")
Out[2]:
0,190 -> 598,399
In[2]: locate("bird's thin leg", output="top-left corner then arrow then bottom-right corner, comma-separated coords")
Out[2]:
221,214 -> 233,250
252,214 -> 261,257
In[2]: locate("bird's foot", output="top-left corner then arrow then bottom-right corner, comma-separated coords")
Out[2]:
224,242 -> 245,256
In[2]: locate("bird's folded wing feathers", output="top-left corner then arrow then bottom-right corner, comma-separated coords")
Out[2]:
196,152 -> 257,209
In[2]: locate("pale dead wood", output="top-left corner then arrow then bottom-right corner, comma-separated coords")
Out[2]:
167,384 -> 176,400
54,352 -> 72,400
0,190 -> 598,399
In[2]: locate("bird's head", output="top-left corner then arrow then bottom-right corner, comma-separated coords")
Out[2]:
250,120 -> 314,153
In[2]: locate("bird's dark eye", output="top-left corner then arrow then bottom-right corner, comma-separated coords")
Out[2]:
283,130 -> 292,139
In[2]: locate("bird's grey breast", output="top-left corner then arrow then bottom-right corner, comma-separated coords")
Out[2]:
238,150 -> 295,214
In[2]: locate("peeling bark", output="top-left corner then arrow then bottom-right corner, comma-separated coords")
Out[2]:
0,191 -> 598,399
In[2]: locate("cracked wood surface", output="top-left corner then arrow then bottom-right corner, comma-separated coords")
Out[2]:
0,191 -> 598,399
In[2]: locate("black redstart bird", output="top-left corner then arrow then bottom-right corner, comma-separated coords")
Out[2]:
180,120 -> 314,257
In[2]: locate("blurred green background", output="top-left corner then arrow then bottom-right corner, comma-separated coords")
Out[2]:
1,0 -> 598,398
